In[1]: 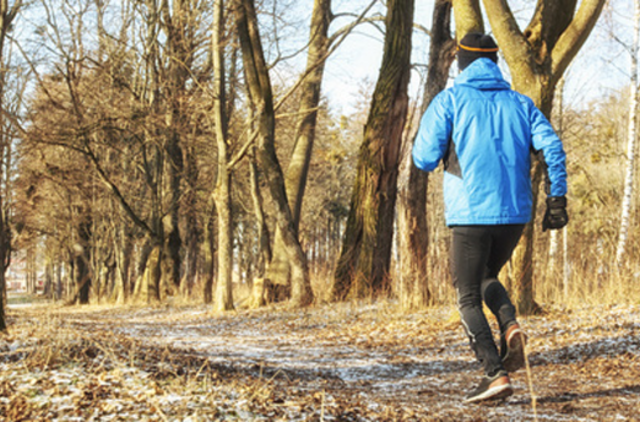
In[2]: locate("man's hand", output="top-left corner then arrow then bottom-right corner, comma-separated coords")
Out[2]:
542,196 -> 568,231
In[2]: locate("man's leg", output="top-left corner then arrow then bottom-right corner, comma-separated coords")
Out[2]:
481,224 -> 527,372
480,224 -> 524,332
450,226 -> 504,378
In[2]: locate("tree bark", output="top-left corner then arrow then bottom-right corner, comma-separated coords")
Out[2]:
132,237 -> 162,302
71,213 -> 92,305
203,203 -> 216,304
114,222 -> 132,304
332,0 -> 414,300
399,0 -> 455,309
26,246 -> 35,294
183,143 -> 200,295
0,194 -> 8,331
212,170 -> 234,311
138,244 -> 163,303
235,0 -> 314,307
0,242 -> 6,330
452,0 -> 484,36
249,151 -> 271,277
246,151 -> 278,307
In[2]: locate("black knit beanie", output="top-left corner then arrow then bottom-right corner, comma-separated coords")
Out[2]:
457,32 -> 499,71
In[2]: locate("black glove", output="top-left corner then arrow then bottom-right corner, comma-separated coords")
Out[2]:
542,196 -> 568,231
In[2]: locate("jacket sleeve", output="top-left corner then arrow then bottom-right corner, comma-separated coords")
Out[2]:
529,104 -> 568,197
412,91 -> 453,172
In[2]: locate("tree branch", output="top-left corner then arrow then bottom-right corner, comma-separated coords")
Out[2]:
551,0 -> 606,85
274,0 -> 378,113
82,136 -> 156,237
328,13 -> 383,45
452,0 -> 484,38
228,126 -> 259,169
482,0 -> 530,66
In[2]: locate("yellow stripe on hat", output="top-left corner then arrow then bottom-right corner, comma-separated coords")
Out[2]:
457,44 -> 499,53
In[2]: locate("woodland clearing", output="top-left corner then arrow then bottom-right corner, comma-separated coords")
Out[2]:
0,297 -> 638,421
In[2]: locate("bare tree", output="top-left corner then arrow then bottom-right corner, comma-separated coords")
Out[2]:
398,0 -> 455,309
211,0 -> 234,312
234,0 -> 314,307
332,0 -> 414,300
262,0 -> 333,302
615,0 -> 640,265
0,0 -> 22,330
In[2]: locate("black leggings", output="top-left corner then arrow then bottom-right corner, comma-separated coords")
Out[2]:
450,224 -> 524,377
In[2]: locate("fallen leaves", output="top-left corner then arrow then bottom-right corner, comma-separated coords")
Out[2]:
0,302 -> 638,421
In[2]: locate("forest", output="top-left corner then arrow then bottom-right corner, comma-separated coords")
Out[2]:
0,0 -> 639,420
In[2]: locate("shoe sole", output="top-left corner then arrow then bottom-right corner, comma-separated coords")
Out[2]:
503,328 -> 527,372
464,383 -> 514,403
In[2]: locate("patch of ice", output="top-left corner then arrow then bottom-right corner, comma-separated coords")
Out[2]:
158,393 -> 184,405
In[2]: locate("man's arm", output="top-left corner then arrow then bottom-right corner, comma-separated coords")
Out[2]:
530,105 -> 567,197
412,91 -> 453,172
529,103 -> 569,230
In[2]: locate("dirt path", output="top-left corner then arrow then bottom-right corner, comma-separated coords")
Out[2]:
1,301 -> 639,421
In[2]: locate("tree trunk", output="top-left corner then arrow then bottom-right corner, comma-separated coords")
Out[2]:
161,131 -> 183,295
267,0 -> 332,292
92,229 -> 106,302
399,0 -> 455,309
0,241 -> 5,330
0,0 -> 20,331
26,246 -> 36,294
102,250 -> 116,303
250,151 -> 271,274
71,214 -> 93,305
133,237 -> 162,303
0,196 -> 8,331
213,173 -> 234,311
160,0 -> 193,293
235,0 -> 313,307
135,244 -> 162,303
64,259 -> 73,299
245,152 -> 277,308
55,262 -> 63,300
203,204 -> 216,304
43,255 -> 53,299
0,271 -> 5,332
114,223 -> 132,304
562,226 -> 569,299
211,0 -> 234,312
452,0 -> 485,36
332,0 -> 414,300
615,0 -> 639,265
183,143 -> 200,296
546,76 -> 566,291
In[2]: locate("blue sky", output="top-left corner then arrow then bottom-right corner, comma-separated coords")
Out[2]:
301,0 -> 633,115
13,0 -> 634,117
321,0 -> 434,114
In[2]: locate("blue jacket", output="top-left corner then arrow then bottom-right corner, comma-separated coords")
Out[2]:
412,58 -> 567,226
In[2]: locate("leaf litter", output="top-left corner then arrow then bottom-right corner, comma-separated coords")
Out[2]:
1,301 -> 638,421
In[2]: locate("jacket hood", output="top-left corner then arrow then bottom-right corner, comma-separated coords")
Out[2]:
455,58 -> 510,91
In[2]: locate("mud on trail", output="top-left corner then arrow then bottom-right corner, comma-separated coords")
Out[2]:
1,301 -> 639,421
